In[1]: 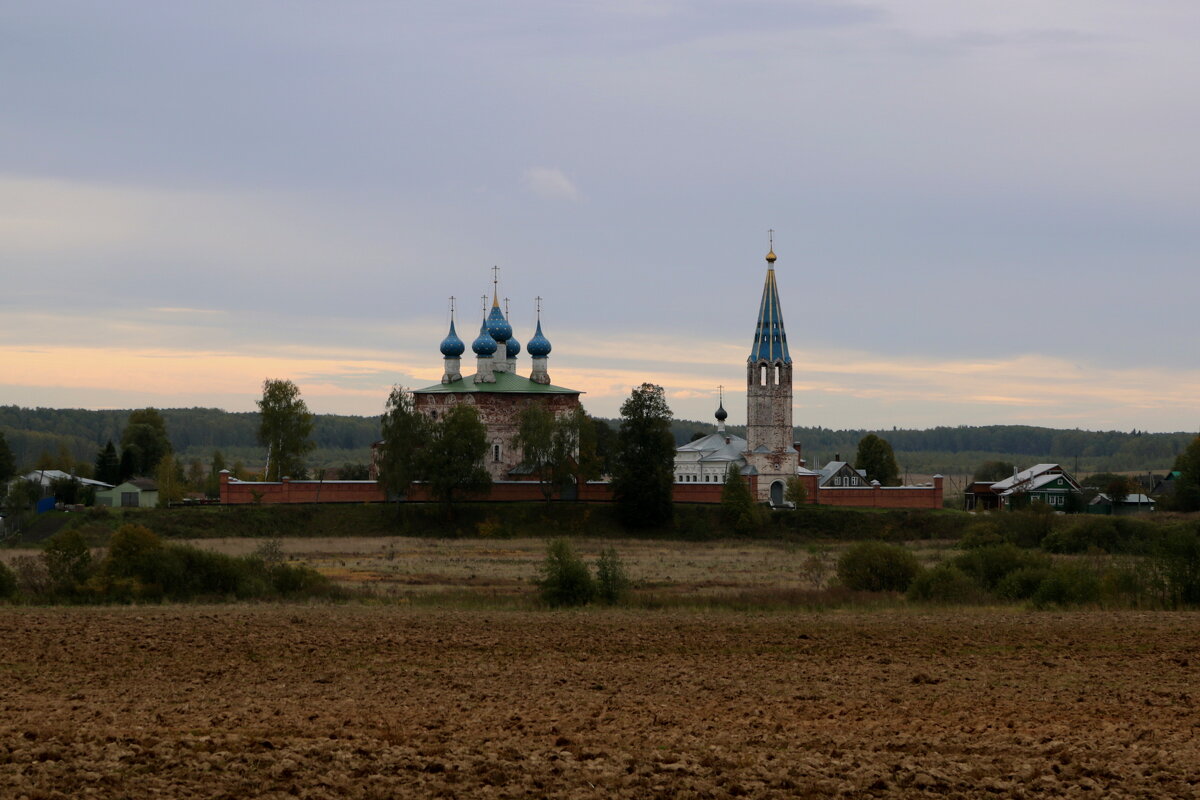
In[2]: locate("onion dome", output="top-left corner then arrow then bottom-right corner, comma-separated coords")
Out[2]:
766,249 -> 776,264
439,319 -> 465,357
715,401 -> 728,422
526,319 -> 552,357
506,335 -> 521,358
471,320 -> 497,355
486,303 -> 512,342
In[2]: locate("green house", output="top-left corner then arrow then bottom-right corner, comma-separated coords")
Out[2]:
94,478 -> 160,509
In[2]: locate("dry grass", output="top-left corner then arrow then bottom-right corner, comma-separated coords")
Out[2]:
2,606 -> 1198,798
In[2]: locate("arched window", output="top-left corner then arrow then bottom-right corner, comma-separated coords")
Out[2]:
760,364 -> 767,385
775,363 -> 782,384
492,442 -> 501,463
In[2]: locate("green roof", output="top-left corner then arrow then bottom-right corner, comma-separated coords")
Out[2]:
414,369 -> 580,395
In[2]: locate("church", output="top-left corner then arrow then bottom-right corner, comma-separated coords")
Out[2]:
412,278 -> 583,482
674,243 -> 805,505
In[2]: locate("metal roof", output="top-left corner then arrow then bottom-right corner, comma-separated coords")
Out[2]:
414,369 -> 579,395
749,267 -> 791,363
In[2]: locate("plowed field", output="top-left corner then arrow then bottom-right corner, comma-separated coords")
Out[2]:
2,607 -> 1197,798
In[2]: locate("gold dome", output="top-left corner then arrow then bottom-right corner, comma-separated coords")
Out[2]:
765,249 -> 777,264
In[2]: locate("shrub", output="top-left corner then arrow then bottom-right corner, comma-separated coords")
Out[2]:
994,505 -> 1056,548
537,539 -> 596,607
0,560 -> 17,601
43,529 -> 94,598
1031,564 -> 1101,608
836,541 -> 920,593
595,547 -> 630,605
1153,528 -> 1200,608
1043,517 -> 1120,554
953,544 -> 1049,591
906,564 -> 985,604
959,521 -> 1005,549
995,566 -> 1053,601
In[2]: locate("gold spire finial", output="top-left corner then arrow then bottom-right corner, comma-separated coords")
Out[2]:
766,229 -> 776,264
491,266 -> 501,306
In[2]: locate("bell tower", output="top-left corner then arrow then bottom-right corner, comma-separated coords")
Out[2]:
744,234 -> 798,503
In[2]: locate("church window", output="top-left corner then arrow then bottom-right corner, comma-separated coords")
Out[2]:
775,364 -> 781,384
430,410 -> 438,420
492,442 -> 501,463
760,364 -> 767,385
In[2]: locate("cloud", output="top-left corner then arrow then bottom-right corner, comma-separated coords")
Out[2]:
522,167 -> 580,200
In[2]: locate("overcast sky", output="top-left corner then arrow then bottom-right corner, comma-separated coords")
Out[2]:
2,1 -> 1198,431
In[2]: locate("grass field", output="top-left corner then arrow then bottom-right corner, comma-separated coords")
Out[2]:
2,606 -> 1198,798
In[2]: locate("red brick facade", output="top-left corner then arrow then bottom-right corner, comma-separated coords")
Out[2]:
218,470 -> 939,508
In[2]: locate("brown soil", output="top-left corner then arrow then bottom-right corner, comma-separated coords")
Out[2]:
2,607 -> 1198,798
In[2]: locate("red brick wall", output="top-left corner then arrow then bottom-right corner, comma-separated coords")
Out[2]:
816,476 -> 943,509
219,471 -> 940,508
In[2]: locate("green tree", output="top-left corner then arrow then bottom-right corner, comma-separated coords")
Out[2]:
376,386 -> 432,501
118,446 -> 138,482
611,383 -> 676,528
155,453 -> 186,507
257,379 -> 315,481
204,450 -> 227,498
514,404 -> 557,501
120,408 -> 172,476
424,404 -> 491,508
721,467 -> 762,533
854,433 -> 901,486
43,529 -> 93,597
0,431 -> 16,484
973,460 -> 1015,482
591,417 -> 615,477
785,475 -> 809,506
595,547 -> 630,605
1166,436 -> 1200,512
94,440 -> 120,485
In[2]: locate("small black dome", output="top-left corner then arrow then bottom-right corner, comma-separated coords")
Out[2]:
715,402 -> 728,422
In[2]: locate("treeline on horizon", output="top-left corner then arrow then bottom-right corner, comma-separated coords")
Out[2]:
0,405 -> 1194,475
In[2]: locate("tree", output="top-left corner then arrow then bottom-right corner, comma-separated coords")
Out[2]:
118,446 -> 138,482
536,539 -> 596,607
514,404 -> 557,501
0,431 -> 16,485
120,408 -> 172,476
611,383 -> 676,528
155,454 -> 186,507
424,404 -> 490,508
785,475 -> 809,506
376,386 -> 432,501
855,433 -> 900,486
1166,436 -> 1200,512
973,460 -> 1015,482
94,440 -> 120,485
43,529 -> 93,597
257,379 -> 315,481
721,467 -> 763,534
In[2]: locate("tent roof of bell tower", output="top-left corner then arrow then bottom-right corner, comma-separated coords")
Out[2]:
749,250 -> 791,364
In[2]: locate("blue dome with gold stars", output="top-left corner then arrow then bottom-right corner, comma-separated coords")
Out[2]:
526,319 -> 551,357
506,335 -> 521,358
439,319 -> 465,357
471,320 -> 497,355
486,303 -> 512,342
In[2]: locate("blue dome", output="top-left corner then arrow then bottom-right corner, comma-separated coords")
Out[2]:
471,321 -> 497,355
486,304 -> 512,342
506,335 -> 521,358
526,319 -> 551,357
439,319 -> 465,357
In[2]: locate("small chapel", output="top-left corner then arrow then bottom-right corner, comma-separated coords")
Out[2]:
412,275 -> 583,481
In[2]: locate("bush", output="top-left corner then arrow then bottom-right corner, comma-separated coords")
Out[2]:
43,529 -> 94,598
995,566 -> 1053,601
0,560 -> 17,601
1031,564 -> 1101,608
595,547 -> 630,605
537,539 -> 596,607
906,564 -> 985,604
953,544 -> 1048,591
993,506 -> 1056,549
1153,528 -> 1200,607
836,541 -> 920,593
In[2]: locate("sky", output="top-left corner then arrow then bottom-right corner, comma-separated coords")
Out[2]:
2,1 -> 1199,432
